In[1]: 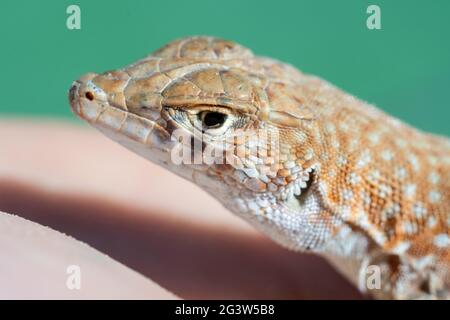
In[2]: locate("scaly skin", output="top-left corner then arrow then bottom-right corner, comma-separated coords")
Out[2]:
69,36 -> 450,299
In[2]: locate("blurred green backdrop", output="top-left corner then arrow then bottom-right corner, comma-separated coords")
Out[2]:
0,0 -> 449,135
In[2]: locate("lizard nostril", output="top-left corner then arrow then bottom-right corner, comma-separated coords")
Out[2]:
85,91 -> 95,101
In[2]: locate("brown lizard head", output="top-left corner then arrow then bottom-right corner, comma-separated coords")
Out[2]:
69,36 -> 333,251
69,36 -> 450,299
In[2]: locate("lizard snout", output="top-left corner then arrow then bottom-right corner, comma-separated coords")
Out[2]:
69,73 -> 103,110
69,72 -> 122,121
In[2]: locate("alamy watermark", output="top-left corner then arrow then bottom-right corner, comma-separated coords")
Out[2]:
169,127 -> 281,175
66,264 -> 81,290
366,5 -> 382,30
66,5 -> 81,30
360,264 -> 382,291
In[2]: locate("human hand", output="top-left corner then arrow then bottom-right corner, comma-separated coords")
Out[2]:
0,119 -> 363,299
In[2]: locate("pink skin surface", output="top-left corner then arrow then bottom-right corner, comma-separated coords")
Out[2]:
0,119 -> 363,299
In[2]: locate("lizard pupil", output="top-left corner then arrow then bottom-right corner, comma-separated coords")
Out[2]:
201,111 -> 227,128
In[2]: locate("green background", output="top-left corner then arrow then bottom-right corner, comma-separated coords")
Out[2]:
0,0 -> 449,135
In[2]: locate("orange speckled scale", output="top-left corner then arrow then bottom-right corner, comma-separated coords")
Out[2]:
69,36 -> 449,299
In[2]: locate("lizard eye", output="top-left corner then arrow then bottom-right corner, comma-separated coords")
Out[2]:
181,107 -> 233,136
199,111 -> 228,129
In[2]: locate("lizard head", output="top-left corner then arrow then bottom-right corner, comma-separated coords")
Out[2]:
69,36 -> 338,251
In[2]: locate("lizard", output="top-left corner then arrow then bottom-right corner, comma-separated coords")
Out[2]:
68,36 -> 450,299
